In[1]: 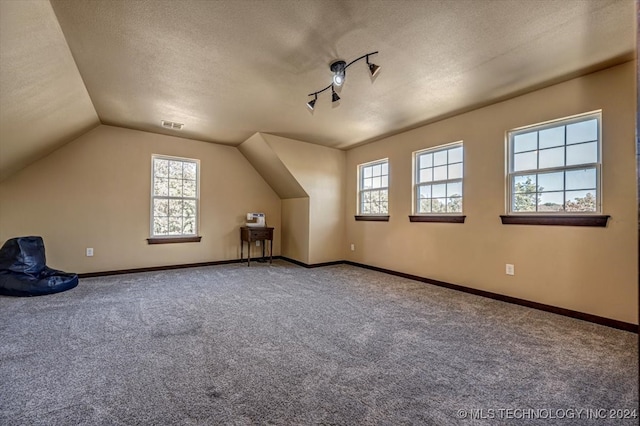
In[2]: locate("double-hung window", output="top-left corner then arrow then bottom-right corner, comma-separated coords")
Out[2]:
414,143 -> 463,214
507,112 -> 601,214
151,155 -> 199,238
358,159 -> 389,215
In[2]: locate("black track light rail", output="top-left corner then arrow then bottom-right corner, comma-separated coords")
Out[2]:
307,83 -> 334,98
306,51 -> 379,109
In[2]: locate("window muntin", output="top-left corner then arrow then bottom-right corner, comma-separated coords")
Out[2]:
414,143 -> 463,214
508,112 -> 601,214
151,155 -> 199,237
358,159 -> 389,215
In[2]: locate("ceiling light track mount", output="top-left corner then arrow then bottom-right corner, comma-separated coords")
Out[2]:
307,51 -> 380,110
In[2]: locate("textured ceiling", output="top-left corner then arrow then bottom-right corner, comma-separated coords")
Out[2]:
0,0 -> 99,181
0,0 -> 636,180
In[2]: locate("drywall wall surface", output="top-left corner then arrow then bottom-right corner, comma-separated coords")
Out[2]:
281,197 -> 310,264
0,125 -> 281,273
263,134 -> 346,264
345,61 -> 637,324
237,133 -> 307,199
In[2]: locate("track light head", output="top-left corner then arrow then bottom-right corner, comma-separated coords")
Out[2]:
307,93 -> 318,111
307,97 -> 316,110
331,87 -> 340,102
330,60 -> 346,87
368,62 -> 380,77
366,54 -> 381,77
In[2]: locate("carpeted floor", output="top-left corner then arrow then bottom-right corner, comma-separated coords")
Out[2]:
0,260 -> 637,425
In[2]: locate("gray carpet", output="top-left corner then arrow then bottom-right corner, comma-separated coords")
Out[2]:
0,261 -> 637,425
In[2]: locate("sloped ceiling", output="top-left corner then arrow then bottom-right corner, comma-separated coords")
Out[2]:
0,0 -> 636,181
238,133 -> 308,199
0,0 -> 99,181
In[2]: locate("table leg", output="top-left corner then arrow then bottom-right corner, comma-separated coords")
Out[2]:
270,238 -> 273,264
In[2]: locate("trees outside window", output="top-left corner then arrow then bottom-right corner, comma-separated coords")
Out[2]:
151,155 -> 199,237
414,143 -> 463,214
359,160 -> 389,215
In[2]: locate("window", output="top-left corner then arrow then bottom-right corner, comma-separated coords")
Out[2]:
151,155 -> 199,238
358,159 -> 389,215
414,143 -> 463,214
507,112 -> 601,214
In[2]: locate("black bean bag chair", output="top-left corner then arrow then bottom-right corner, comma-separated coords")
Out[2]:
0,236 -> 78,297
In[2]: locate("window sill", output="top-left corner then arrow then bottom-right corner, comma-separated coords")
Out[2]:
500,215 -> 609,227
147,236 -> 202,244
409,215 -> 466,223
354,215 -> 390,222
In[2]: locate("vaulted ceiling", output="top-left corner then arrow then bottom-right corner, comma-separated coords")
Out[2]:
0,0 -> 636,181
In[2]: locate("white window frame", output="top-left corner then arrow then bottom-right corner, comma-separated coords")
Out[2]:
506,111 -> 602,215
358,159 -> 389,215
413,142 -> 464,215
150,154 -> 200,237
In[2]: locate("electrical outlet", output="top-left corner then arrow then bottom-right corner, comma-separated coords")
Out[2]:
86,248 -> 94,257
506,264 -> 515,275
350,244 -> 355,251
256,241 -> 260,247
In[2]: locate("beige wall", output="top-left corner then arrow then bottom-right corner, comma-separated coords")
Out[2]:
281,197 -> 310,263
345,62 -> 638,324
0,125 -> 281,273
264,134 -> 346,264
237,133 -> 312,263
238,132 -> 345,264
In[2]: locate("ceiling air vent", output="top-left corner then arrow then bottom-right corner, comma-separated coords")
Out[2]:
161,120 -> 184,130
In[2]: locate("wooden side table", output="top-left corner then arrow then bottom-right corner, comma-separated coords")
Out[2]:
240,227 -> 274,266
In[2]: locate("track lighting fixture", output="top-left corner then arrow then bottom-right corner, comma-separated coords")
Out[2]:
331,86 -> 340,102
306,51 -> 379,110
306,95 -> 317,111
330,60 -> 346,86
367,56 -> 381,77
